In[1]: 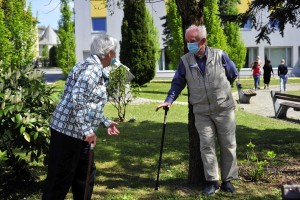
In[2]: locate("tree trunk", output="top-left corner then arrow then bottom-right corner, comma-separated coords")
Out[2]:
175,0 -> 206,185
187,103 -> 205,184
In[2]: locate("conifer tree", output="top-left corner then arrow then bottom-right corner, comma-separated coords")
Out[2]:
1,0 -> 37,69
42,45 -> 49,67
56,0 -> 76,75
49,46 -> 58,67
120,0 -> 156,86
163,0 -> 183,69
203,0 -> 228,52
220,0 -> 246,71
0,8 -> 12,67
145,7 -> 160,66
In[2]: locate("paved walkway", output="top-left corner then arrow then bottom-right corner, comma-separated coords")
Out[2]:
233,83 -> 300,122
132,83 -> 300,122
41,67 -> 65,83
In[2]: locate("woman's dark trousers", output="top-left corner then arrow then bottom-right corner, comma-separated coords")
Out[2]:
42,128 -> 96,200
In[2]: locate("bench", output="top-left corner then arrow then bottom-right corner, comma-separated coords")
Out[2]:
236,81 -> 257,104
270,90 -> 300,119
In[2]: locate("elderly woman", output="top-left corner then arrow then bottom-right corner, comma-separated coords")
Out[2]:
43,33 -> 120,200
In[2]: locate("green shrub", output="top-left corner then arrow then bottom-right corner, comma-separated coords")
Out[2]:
107,66 -> 138,122
0,65 -> 56,180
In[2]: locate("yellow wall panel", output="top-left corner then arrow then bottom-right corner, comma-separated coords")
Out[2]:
237,0 -> 251,13
91,0 -> 107,17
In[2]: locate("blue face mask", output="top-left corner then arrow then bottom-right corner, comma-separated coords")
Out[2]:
110,57 -> 117,65
187,42 -> 200,54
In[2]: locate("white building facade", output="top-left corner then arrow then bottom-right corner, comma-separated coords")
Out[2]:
74,0 -> 165,61
74,0 -> 300,78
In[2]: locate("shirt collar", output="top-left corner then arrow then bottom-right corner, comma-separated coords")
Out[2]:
195,46 -> 207,59
92,54 -> 101,64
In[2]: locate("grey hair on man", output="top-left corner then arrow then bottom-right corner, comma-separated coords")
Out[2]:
90,33 -> 118,59
185,25 -> 207,41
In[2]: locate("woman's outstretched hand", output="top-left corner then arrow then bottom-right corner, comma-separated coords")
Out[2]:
107,121 -> 120,135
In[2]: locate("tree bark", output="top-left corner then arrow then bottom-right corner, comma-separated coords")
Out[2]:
187,103 -> 205,184
175,0 -> 206,185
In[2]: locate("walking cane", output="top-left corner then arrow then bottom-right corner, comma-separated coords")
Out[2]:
155,106 -> 169,190
84,143 -> 95,200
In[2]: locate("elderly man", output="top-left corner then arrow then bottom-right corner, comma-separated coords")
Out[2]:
156,25 -> 239,195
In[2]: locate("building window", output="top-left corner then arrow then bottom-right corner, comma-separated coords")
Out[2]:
241,19 -> 252,30
158,48 -> 173,71
264,47 -> 292,67
92,18 -> 106,32
158,49 -> 167,71
245,47 -> 258,68
269,20 -> 279,29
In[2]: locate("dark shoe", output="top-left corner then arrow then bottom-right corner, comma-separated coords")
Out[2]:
202,181 -> 220,195
221,181 -> 235,193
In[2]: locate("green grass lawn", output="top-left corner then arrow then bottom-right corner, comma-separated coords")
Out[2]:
139,77 -> 300,101
1,79 -> 300,199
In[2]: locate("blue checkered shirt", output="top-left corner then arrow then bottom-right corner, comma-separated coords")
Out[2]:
50,55 -> 112,140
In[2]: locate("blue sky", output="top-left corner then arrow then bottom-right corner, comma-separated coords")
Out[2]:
27,0 -> 74,30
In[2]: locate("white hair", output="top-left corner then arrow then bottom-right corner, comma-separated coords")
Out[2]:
185,25 -> 207,40
90,33 -> 118,59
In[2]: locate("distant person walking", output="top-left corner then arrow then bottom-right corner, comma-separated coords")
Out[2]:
256,56 -> 262,66
278,59 -> 288,92
263,59 -> 274,89
256,56 -> 262,88
250,56 -> 262,89
252,61 -> 261,90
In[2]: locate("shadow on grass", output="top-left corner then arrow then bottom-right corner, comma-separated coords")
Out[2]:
91,119 -> 298,198
0,165 -> 45,200
94,121 -> 190,189
0,117 -> 299,199
236,124 -> 300,158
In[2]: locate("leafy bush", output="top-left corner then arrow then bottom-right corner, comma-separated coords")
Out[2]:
0,65 -> 56,180
106,65 -> 137,122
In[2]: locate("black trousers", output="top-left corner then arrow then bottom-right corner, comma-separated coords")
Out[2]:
42,128 -> 96,200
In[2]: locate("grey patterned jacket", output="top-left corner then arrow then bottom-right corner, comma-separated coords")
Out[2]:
50,55 -> 112,140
